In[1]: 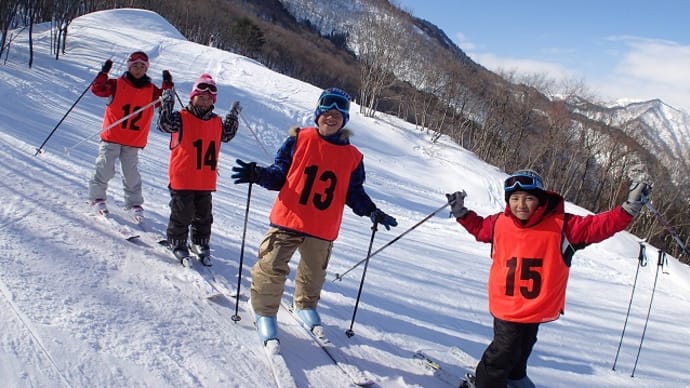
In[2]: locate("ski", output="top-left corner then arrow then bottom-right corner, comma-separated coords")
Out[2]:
262,339 -> 298,388
85,200 -> 140,241
97,210 -> 140,241
155,239 -> 226,299
414,349 -> 471,387
245,300 -> 298,388
187,249 -> 240,300
281,301 -> 374,386
448,346 -> 477,371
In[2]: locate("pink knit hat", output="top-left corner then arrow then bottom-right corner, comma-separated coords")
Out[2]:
190,73 -> 218,103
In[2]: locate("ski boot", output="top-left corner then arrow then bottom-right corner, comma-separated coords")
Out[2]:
190,243 -> 212,266
256,314 -> 279,344
130,205 -> 144,223
171,242 -> 192,267
92,199 -> 108,215
460,372 -> 476,388
293,306 -> 324,337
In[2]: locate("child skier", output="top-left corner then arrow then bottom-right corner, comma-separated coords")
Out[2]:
157,73 -> 239,265
230,87 -> 397,346
88,51 -> 173,221
446,169 -> 651,388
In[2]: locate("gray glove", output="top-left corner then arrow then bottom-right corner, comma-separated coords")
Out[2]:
161,89 -> 175,112
222,101 -> 241,142
621,182 -> 652,217
446,191 -> 468,219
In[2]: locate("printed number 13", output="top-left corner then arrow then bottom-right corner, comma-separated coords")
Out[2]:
299,165 -> 337,210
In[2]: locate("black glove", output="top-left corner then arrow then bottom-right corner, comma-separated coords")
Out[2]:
622,182 -> 652,217
101,59 -> 113,73
231,159 -> 261,184
446,191 -> 468,219
162,70 -> 172,83
370,208 -> 398,230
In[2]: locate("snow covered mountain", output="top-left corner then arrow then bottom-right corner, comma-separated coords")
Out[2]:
1,8 -> 689,388
568,97 -> 690,179
279,0 -> 690,179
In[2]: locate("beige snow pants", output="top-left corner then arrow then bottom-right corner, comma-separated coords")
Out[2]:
250,227 -> 333,317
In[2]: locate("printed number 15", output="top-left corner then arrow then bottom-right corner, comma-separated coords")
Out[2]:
505,257 -> 543,299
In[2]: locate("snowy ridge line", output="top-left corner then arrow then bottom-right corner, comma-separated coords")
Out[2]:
279,301 -> 375,386
0,278 -> 74,388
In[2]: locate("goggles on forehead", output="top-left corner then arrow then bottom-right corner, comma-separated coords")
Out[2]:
194,82 -> 218,95
128,52 -> 148,61
504,173 -> 544,191
318,93 -> 350,114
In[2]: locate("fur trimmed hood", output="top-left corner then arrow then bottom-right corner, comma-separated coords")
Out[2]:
288,126 -> 352,142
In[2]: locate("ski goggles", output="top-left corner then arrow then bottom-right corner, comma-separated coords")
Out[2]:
194,82 -> 218,95
318,93 -> 350,114
127,52 -> 149,67
504,172 -> 544,191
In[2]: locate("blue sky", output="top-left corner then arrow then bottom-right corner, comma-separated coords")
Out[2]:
396,0 -> 690,113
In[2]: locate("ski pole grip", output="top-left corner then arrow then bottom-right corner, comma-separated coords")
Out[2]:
638,243 -> 647,267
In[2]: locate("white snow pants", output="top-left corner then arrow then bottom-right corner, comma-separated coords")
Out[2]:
88,141 -> 143,208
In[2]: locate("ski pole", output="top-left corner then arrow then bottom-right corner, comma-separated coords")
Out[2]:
612,241 -> 647,371
232,182 -> 253,322
644,202 -> 690,258
238,113 -> 272,159
35,78 -> 95,156
174,89 -> 184,107
345,221 -> 378,338
333,203 -> 449,281
631,249 -> 664,377
64,97 -> 162,154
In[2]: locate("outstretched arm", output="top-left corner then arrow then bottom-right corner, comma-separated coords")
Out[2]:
566,182 -> 650,245
565,207 -> 632,246
458,211 -> 498,243
446,191 -> 497,243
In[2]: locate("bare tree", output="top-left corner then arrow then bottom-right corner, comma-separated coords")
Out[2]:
353,11 -> 409,117
47,0 -> 80,60
0,0 -> 19,60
